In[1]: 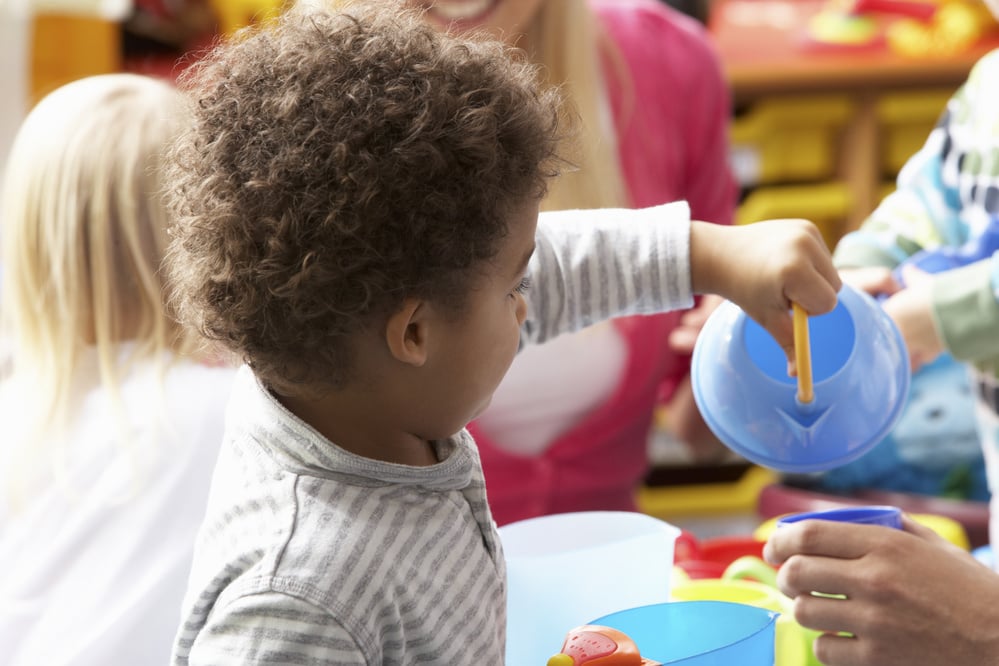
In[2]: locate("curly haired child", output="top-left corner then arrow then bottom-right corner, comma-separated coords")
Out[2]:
165,3 -> 841,663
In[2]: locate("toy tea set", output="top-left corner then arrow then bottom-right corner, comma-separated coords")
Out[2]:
502,285 -> 913,664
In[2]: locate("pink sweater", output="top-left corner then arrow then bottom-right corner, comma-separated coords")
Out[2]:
470,0 -> 737,526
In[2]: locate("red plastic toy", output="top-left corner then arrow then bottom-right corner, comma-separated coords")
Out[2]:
547,625 -> 661,666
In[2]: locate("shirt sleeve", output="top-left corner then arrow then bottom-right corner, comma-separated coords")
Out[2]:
184,592 -> 368,666
932,253 -> 999,363
521,201 -> 693,346
833,86 -> 971,269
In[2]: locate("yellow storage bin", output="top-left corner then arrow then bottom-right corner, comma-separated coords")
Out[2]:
637,465 -> 777,519
877,88 -> 954,177
736,181 -> 852,250
209,0 -> 286,36
730,95 -> 854,187
31,15 -> 120,105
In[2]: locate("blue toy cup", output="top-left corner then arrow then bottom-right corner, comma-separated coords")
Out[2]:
691,284 -> 911,473
590,601 -> 778,664
776,505 -> 903,529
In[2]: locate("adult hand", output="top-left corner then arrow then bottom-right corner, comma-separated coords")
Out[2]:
881,265 -> 944,371
764,516 -> 999,666
689,219 -> 841,375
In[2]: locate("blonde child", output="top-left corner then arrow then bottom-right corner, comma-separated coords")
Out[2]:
165,3 -> 839,663
0,74 -> 236,665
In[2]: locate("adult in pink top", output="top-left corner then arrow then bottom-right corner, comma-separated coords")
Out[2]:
415,0 -> 738,525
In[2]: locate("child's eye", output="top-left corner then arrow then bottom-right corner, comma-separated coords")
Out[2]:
513,276 -> 531,295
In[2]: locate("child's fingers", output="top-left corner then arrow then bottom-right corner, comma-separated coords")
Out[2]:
752,308 -> 795,369
812,243 -> 843,295
786,264 -> 841,318
842,266 -> 900,296
667,326 -> 699,354
774,262 -> 840,371
899,264 -> 932,288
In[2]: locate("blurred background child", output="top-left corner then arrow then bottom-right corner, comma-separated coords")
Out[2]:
0,73 -> 236,666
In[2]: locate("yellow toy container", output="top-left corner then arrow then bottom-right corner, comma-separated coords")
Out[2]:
877,88 -> 955,177
209,0 -> 286,36
637,464 -> 777,521
31,15 -> 120,105
730,95 -> 854,187
735,181 -> 852,250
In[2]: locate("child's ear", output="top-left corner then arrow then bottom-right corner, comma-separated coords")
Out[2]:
385,298 -> 429,367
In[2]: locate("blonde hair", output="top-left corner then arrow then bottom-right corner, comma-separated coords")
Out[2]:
0,74 -> 202,501
525,1 -> 630,212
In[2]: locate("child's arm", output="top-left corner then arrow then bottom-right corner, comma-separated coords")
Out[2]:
833,54 -> 993,276
523,202 -> 840,368
883,254 -> 999,370
522,201 -> 695,346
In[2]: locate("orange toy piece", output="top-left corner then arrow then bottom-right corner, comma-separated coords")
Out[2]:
547,625 -> 661,666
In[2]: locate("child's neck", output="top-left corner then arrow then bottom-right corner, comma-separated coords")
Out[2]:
276,389 -> 439,467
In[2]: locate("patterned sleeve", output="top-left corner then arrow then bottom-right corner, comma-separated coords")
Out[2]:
183,592 -> 368,666
520,201 -> 694,346
933,254 -> 999,363
833,87 -> 971,269
832,50 -> 999,362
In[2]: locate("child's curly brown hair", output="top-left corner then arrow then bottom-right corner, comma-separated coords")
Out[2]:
165,1 -> 564,395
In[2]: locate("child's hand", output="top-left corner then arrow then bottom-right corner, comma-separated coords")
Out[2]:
840,266 -> 902,299
690,219 -> 841,372
667,294 -> 725,354
881,266 -> 944,371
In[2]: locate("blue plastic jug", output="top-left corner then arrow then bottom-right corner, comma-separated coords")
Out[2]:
692,284 -> 910,473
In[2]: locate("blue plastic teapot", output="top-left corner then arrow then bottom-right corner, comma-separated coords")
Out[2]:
691,284 -> 910,473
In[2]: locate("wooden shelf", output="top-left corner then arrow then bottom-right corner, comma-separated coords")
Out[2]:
710,0 -> 998,235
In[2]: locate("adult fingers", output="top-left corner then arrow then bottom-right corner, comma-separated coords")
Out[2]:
811,632 -> 866,666
900,514 -> 946,543
791,591 -> 861,636
777,552 -> 861,600
765,520 -> 886,565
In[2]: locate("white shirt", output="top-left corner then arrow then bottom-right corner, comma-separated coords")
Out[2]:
475,321 -> 627,455
0,353 -> 236,666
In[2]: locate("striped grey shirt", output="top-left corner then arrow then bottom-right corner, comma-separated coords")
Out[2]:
171,202 -> 693,665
